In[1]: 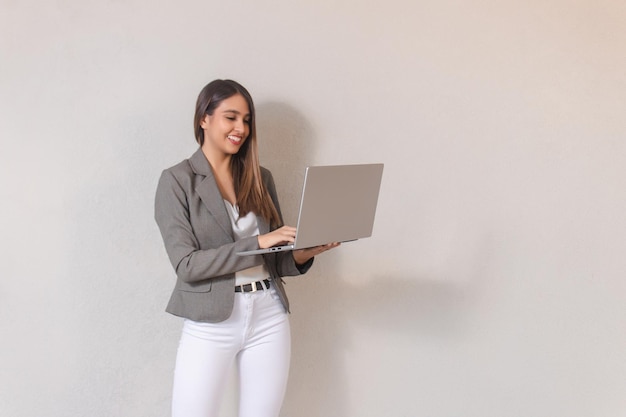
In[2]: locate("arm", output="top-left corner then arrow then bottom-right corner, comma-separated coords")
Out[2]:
155,169 -> 263,284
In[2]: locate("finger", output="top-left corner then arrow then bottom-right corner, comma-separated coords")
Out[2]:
318,242 -> 340,253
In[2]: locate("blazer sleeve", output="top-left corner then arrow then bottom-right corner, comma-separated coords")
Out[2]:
155,169 -> 263,284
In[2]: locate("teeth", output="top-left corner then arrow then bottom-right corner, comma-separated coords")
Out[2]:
228,135 -> 242,143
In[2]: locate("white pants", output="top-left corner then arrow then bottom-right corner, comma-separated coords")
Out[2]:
171,287 -> 291,417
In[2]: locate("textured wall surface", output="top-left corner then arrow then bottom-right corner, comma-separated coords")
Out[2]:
1,1 -> 625,416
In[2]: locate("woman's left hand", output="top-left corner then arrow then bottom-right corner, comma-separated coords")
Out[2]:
292,242 -> 341,265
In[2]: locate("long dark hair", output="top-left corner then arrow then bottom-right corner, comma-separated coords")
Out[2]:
193,79 -> 281,227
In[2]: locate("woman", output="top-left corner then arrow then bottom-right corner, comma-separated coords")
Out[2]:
155,79 -> 338,417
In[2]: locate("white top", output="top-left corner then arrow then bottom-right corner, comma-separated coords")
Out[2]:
223,200 -> 270,286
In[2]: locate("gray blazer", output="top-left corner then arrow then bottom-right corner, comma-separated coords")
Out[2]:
155,148 -> 312,323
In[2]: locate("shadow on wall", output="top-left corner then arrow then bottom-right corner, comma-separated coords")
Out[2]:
255,101 -> 493,415
255,101 -> 317,226
258,101 -> 477,416
254,101 -> 351,416
285,258 -> 487,416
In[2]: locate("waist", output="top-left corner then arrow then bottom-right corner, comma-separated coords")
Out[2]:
235,279 -> 271,293
235,263 -> 269,286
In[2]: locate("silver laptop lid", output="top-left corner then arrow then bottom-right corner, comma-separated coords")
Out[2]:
293,163 -> 384,249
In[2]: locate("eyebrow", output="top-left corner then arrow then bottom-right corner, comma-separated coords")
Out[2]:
222,109 -> 250,117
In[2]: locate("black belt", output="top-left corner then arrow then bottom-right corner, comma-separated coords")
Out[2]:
235,279 -> 271,293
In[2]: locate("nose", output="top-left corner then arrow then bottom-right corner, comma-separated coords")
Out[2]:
234,118 -> 246,133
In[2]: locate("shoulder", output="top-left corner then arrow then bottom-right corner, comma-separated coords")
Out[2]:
164,158 -> 194,178
160,156 -> 196,183
160,148 -> 209,184
260,166 -> 274,183
156,158 -> 196,199
260,166 -> 277,192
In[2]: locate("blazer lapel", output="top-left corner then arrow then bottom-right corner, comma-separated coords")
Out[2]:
189,148 -> 234,240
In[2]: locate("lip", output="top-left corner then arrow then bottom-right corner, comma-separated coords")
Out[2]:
227,134 -> 243,145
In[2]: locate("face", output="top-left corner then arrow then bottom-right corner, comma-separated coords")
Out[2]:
200,93 -> 251,158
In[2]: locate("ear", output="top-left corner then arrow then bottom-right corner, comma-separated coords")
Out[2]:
199,114 -> 210,129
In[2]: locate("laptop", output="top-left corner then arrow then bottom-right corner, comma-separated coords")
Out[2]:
237,163 -> 384,256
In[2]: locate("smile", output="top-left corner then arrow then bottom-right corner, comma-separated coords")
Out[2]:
227,135 -> 243,144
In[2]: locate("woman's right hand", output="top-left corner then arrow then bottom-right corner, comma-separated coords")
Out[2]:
258,226 -> 297,249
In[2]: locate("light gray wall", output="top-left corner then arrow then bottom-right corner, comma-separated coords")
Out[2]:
1,1 -> 624,416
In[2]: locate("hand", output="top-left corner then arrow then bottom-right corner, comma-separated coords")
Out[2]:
293,242 -> 341,265
258,225 -> 297,249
